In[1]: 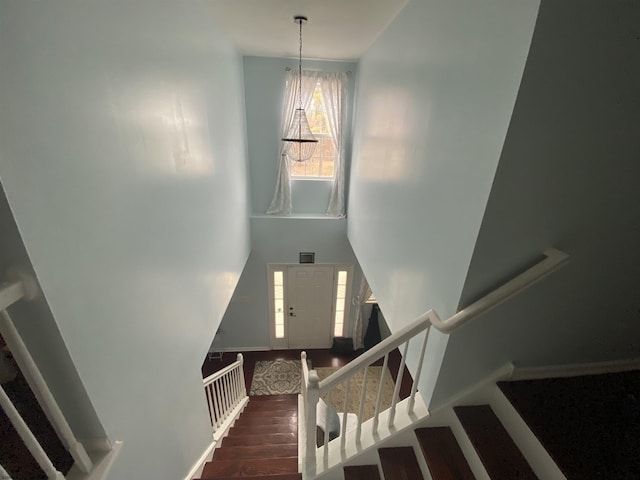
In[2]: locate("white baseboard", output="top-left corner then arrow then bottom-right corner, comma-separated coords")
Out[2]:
511,357 -> 640,380
183,440 -> 215,480
184,396 -> 249,480
432,362 -> 514,412
79,437 -> 112,453
66,441 -> 123,480
221,346 -> 271,352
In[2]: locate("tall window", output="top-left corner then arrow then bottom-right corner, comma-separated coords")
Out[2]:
291,82 -> 335,178
267,70 -> 348,216
334,270 -> 348,337
273,271 -> 285,338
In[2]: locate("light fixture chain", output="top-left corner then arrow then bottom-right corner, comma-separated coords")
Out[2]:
298,17 -> 303,110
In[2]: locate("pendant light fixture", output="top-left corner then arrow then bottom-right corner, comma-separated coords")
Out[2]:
282,15 -> 318,163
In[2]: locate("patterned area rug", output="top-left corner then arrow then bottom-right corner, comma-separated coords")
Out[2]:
249,359 -> 304,395
315,366 -> 395,421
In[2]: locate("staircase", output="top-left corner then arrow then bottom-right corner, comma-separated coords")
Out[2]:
197,394 -> 301,480
344,403 -> 538,480
341,369 -> 640,480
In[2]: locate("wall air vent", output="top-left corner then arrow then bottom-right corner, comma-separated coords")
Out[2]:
299,252 -> 315,264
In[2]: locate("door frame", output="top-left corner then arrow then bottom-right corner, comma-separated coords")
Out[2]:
267,263 -> 354,349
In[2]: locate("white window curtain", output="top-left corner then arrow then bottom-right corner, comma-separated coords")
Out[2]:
266,69 -> 319,215
267,70 -> 348,216
352,276 -> 373,350
319,72 -> 348,217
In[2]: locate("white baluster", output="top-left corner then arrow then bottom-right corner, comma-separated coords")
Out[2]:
388,341 -> 409,427
340,377 -> 350,452
408,326 -> 430,413
0,462 -> 13,480
0,385 -> 66,480
356,365 -> 369,442
238,353 -> 246,397
322,392 -> 329,468
205,384 -> 217,429
212,380 -> 222,428
0,310 -> 92,474
304,371 -> 319,480
231,367 -> 239,406
372,353 -> 389,432
221,375 -> 229,416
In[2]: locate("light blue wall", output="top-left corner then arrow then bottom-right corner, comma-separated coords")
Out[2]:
0,186 -> 105,441
432,0 -> 640,407
219,217 -> 363,350
0,2 -> 250,479
348,0 -> 540,405
243,56 -> 357,214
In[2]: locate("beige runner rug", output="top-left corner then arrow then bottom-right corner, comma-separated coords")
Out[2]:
315,366 -> 395,421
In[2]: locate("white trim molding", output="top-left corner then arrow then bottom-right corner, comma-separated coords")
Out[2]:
183,441 -> 216,480
511,357 -> 640,381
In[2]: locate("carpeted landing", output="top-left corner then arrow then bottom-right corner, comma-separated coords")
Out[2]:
499,369 -> 640,479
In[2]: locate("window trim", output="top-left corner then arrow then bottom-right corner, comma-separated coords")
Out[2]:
289,81 -> 337,180
332,264 -> 354,339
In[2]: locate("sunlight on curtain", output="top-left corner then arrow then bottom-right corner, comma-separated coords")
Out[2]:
320,72 -> 347,217
267,70 -> 347,216
266,70 -> 318,215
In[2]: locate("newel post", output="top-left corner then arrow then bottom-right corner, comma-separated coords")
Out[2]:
304,370 -> 319,480
237,353 -> 246,397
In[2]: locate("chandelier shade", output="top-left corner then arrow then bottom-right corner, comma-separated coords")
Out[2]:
282,15 -> 318,163
282,108 -> 317,162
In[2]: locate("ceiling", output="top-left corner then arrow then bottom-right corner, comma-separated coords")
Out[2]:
203,0 -> 408,61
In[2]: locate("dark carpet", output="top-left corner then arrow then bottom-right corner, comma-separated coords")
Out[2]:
498,370 -> 640,480
1,371 -> 74,480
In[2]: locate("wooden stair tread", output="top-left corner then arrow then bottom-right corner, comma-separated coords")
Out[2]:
240,408 -> 298,416
201,456 -> 298,478
234,415 -> 297,426
247,395 -> 298,404
221,432 -> 297,447
455,405 -> 537,479
198,475 -> 301,480
343,465 -> 381,480
415,427 -> 475,480
379,446 -> 423,480
214,444 -> 298,461
228,424 -> 297,436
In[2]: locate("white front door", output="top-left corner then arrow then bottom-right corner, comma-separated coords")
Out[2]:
287,265 -> 334,349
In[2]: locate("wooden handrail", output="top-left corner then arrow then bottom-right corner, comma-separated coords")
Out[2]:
202,353 -> 246,433
317,248 -> 568,393
203,354 -> 243,386
318,312 -> 433,393
302,248 -> 568,479
432,248 -> 569,333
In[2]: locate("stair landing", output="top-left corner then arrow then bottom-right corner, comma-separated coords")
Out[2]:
499,370 -> 640,479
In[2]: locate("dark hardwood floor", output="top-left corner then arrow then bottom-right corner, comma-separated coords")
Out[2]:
202,348 -> 413,400
199,348 -> 413,479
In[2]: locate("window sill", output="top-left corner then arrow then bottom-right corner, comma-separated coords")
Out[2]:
291,177 -> 334,182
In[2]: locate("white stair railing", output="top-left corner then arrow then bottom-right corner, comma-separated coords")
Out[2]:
203,353 -> 247,436
0,462 -> 13,480
0,385 -> 65,480
0,271 -> 95,479
301,248 -> 569,479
